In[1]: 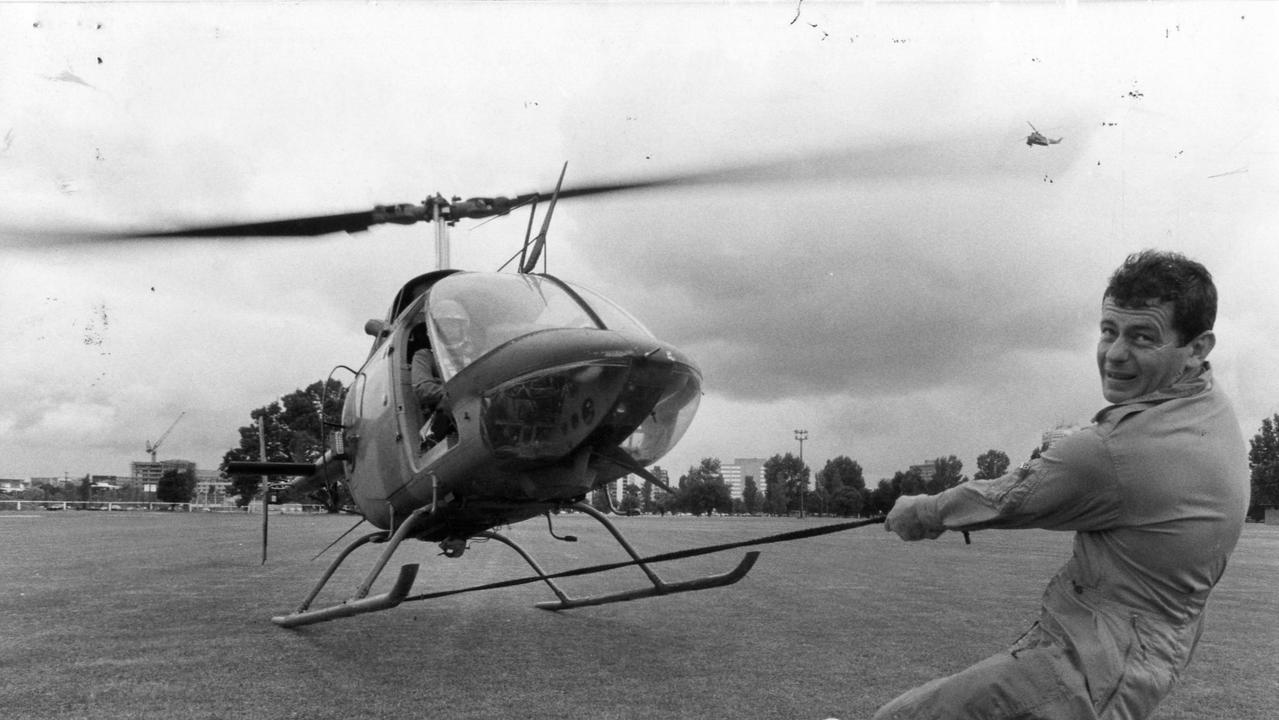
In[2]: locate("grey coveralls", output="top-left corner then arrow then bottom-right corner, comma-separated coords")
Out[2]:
874,368 -> 1249,720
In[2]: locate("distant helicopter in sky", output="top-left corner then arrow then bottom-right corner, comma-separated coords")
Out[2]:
1025,122 -> 1062,147
139,164 -> 758,627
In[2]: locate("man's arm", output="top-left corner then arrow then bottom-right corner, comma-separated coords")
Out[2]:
411,349 -> 445,408
886,427 -> 1122,541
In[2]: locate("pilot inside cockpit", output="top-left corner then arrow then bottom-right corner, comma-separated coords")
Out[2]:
411,299 -> 478,450
429,299 -> 476,375
410,312 -> 448,450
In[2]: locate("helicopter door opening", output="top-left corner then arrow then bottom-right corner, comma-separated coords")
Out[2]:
398,299 -> 447,455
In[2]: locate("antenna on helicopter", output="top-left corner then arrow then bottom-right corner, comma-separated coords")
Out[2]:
520,162 -> 568,274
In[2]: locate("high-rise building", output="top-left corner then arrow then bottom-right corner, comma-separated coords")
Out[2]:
720,457 -> 765,500
131,459 -> 196,494
131,461 -> 165,493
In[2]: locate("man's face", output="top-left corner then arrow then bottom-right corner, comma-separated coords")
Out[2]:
436,316 -> 468,345
1096,298 -> 1200,403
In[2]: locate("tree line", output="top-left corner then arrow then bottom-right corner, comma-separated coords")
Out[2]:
1248,413 -> 1279,520
600,450 -> 1014,518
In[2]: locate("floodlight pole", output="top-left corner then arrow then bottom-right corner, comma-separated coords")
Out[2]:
259,417 -> 268,565
794,429 -> 808,519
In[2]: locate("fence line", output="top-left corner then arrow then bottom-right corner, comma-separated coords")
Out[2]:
0,500 -> 328,514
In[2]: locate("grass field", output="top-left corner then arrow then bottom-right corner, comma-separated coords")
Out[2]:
1,511 -> 1275,720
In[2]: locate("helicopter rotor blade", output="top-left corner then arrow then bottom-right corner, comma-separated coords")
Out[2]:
3,134 -> 986,246
541,138 -> 975,202
138,210 -> 381,238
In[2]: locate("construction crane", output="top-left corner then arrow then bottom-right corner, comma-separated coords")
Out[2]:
146,412 -> 186,462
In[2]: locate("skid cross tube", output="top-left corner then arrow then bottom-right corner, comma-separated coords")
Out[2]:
475,531 -> 575,606
478,501 -> 760,611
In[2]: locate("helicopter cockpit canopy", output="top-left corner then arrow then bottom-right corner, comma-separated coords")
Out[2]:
425,272 -> 653,380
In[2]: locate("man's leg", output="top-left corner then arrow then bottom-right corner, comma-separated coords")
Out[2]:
871,642 -> 1096,720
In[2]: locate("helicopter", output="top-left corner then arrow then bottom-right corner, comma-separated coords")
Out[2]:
151,164 -> 760,627
1025,122 -> 1062,147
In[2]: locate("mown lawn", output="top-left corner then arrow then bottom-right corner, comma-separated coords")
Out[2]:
1,511 -> 1275,719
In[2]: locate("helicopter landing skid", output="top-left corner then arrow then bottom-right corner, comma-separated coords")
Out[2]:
271,503 -> 437,629
508,502 -> 759,611
270,501 -> 758,627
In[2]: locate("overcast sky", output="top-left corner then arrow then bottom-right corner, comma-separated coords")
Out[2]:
2,1 -> 1275,484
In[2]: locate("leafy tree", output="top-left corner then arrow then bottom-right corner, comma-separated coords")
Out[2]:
864,467 -> 928,516
817,456 -> 865,516
156,463 -> 196,503
896,467 -> 925,497
221,379 -> 349,510
652,489 -> 674,516
817,456 -> 865,495
677,458 -> 731,516
14,486 -> 48,501
974,449 -> 1011,481
830,486 -> 865,517
764,478 -> 788,516
619,482 -> 642,514
865,477 -> 899,516
1248,414 -> 1279,518
742,476 -> 761,515
33,483 -> 70,501
763,453 -> 809,514
926,456 -> 967,495
808,485 -> 831,515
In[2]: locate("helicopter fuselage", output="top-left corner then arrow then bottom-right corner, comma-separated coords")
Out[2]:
338,270 -> 701,540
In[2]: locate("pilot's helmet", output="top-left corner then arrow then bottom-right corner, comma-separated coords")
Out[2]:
433,299 -> 471,347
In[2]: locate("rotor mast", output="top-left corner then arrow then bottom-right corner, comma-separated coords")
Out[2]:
371,193 -> 532,270
433,199 -> 449,269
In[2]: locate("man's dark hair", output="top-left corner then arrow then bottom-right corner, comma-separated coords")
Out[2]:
1104,249 -> 1216,344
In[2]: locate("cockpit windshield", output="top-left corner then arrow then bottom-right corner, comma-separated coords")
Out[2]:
425,273 -> 654,380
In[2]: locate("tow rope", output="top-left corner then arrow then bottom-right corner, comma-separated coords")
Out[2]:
404,515 -> 886,603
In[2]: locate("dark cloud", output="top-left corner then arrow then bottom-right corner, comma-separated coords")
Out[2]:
568,170 -> 1103,407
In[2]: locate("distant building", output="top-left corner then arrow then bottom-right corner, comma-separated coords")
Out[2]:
647,467 -> 671,501
0,478 -> 28,494
194,469 -> 231,505
31,476 -> 70,488
721,458 -> 765,500
909,462 -> 937,485
131,461 -> 166,493
132,459 -> 196,494
90,475 -> 124,490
